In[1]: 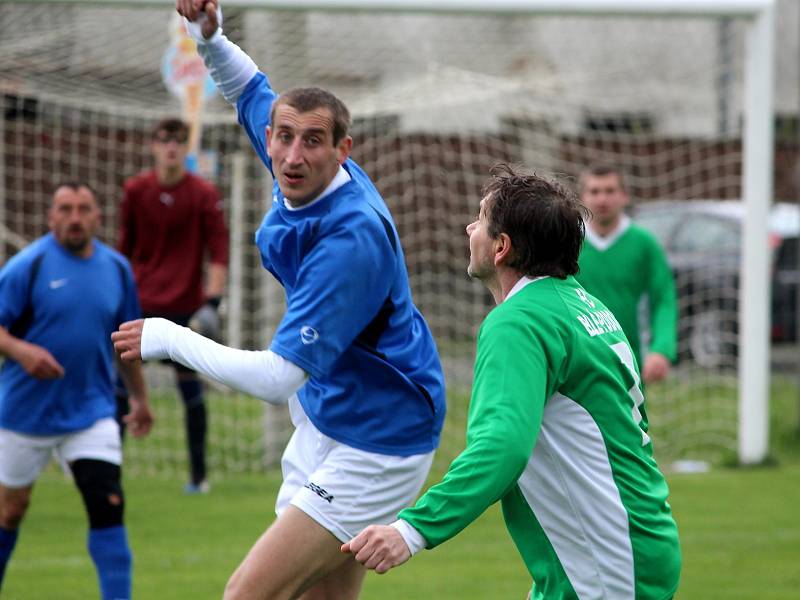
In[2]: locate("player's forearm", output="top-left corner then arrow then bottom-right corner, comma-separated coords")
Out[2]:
141,318 -> 307,404
649,309 -> 677,360
398,430 -> 529,548
649,281 -> 678,360
115,356 -> 148,402
0,326 -> 19,359
185,13 -> 258,104
400,319 -> 545,548
205,263 -> 227,299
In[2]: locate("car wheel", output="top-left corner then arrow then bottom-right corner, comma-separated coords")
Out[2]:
688,309 -> 738,369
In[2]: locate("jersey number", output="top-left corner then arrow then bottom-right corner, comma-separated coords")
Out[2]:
609,342 -> 650,446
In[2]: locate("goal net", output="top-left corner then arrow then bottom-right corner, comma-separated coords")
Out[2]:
0,1 -> 783,477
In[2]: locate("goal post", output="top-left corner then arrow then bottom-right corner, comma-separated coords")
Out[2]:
0,0 -> 778,471
223,0 -> 778,469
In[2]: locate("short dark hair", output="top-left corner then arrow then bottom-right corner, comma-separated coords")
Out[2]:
578,164 -> 626,193
52,181 -> 96,197
482,163 -> 587,279
152,117 -> 189,140
270,87 -> 351,145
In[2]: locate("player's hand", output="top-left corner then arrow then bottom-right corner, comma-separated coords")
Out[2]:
176,0 -> 220,39
341,525 -> 411,574
189,302 -> 222,341
124,395 -> 154,438
642,352 -> 670,383
12,340 -> 64,379
112,319 -> 145,362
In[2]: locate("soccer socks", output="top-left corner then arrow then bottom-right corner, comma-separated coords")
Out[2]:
87,526 -> 132,600
178,378 -> 207,485
0,527 -> 19,586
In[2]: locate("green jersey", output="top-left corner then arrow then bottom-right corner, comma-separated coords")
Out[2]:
399,276 -> 681,599
576,218 -> 677,366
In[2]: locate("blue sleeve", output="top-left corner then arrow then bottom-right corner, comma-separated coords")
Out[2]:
236,72 -> 279,172
270,215 -> 396,379
0,253 -> 36,329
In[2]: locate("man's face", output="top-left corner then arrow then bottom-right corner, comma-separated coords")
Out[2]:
151,128 -> 189,172
466,196 -> 497,281
580,173 -> 629,228
266,104 -> 352,207
48,186 -> 100,255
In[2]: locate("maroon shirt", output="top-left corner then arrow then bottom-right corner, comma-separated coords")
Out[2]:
119,171 -> 229,314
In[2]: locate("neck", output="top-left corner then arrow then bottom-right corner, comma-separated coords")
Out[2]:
486,268 -> 523,305
60,240 -> 94,259
156,165 -> 184,187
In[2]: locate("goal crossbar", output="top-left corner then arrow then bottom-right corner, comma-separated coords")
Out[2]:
4,0 -> 775,465
9,0 -> 774,17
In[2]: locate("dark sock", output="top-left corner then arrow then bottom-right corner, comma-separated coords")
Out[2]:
179,378 -> 207,484
0,527 -> 19,587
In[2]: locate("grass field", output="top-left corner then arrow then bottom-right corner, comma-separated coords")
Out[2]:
2,375 -> 799,599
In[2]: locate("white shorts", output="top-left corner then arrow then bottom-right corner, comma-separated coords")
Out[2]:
0,418 -> 122,488
276,401 -> 434,543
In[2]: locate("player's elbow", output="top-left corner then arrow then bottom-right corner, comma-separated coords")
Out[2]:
255,389 -> 291,406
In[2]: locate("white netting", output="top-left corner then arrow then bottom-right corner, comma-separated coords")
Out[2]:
0,2 -> 792,476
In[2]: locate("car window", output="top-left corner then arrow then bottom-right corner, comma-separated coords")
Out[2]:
775,237 -> 799,270
672,215 -> 740,253
634,209 -> 682,247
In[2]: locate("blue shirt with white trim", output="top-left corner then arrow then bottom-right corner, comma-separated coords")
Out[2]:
238,73 -> 446,456
0,234 -> 141,435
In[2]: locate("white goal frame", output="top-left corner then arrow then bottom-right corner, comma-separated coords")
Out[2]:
14,0 -> 775,465
231,0 -> 774,466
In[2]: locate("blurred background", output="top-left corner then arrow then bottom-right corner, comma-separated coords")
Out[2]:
0,0 -> 797,476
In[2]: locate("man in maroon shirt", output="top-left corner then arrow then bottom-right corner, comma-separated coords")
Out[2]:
118,118 -> 229,494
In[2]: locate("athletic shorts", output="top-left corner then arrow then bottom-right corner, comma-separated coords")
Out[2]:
0,418 -> 122,488
276,397 -> 434,543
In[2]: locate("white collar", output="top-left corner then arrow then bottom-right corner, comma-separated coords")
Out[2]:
283,165 -> 351,211
584,214 -> 631,251
504,275 -> 549,302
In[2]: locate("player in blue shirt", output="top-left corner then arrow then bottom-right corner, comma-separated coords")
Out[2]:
112,1 -> 445,598
0,183 -> 153,600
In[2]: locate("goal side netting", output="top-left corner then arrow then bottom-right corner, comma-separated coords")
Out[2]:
0,1 -> 779,476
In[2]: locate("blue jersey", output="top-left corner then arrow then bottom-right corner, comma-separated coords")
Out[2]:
0,234 -> 141,435
238,73 -> 445,456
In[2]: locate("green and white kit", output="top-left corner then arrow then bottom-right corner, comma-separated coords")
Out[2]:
398,276 -> 681,600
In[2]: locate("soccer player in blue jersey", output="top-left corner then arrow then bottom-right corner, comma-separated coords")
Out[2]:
0,183 -> 153,599
112,1 -> 446,598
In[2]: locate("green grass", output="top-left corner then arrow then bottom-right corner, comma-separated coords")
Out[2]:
4,464 -> 800,599
2,374 -> 799,598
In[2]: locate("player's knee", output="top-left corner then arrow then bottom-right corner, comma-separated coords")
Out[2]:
0,495 -> 30,529
71,459 -> 125,529
223,569 -> 291,600
223,571 -> 246,600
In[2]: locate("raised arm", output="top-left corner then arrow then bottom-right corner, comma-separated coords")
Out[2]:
177,0 -> 277,168
176,0 -> 258,105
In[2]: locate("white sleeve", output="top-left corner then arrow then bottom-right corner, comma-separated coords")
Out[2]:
183,9 -> 258,104
390,520 -> 427,556
141,318 -> 307,405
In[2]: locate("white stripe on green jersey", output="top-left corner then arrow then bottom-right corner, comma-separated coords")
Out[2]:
399,275 -> 680,600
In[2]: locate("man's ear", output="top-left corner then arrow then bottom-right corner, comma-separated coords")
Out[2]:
336,136 -> 353,165
265,126 -> 272,157
494,232 -> 513,267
